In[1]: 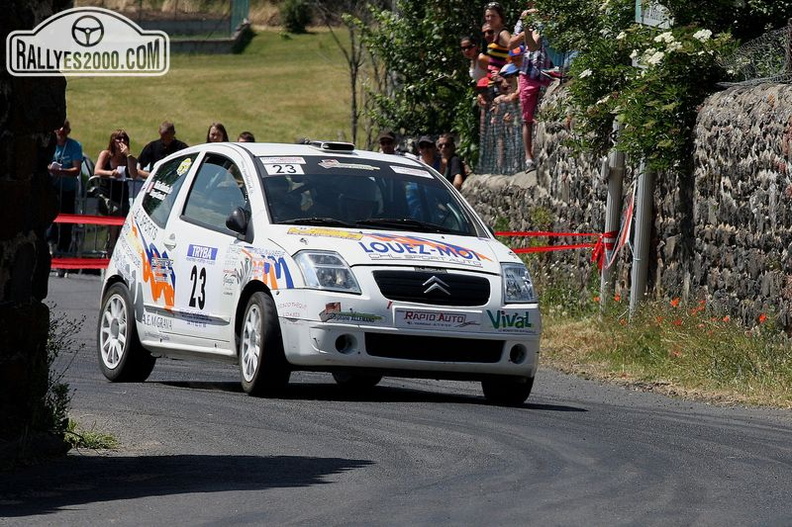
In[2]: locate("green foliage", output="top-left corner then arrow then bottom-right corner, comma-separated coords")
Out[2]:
65,420 -> 119,450
357,0 -> 524,144
281,0 -> 312,34
43,312 -> 84,439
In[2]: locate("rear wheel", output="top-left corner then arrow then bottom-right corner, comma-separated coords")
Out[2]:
481,376 -> 534,406
238,292 -> 290,396
332,371 -> 383,391
97,283 -> 155,382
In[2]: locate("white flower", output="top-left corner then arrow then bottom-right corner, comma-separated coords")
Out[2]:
630,49 -> 640,59
646,51 -> 665,65
579,69 -> 593,78
654,31 -> 674,44
596,95 -> 610,105
666,41 -> 682,53
616,31 -> 626,40
693,29 -> 712,42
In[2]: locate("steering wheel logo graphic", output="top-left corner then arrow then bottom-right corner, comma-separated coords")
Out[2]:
71,15 -> 105,47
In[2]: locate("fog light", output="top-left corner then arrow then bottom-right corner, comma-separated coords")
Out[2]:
335,334 -> 357,354
509,344 -> 527,364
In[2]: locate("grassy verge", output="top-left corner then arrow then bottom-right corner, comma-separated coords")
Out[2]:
541,297 -> 792,408
66,28 -> 353,162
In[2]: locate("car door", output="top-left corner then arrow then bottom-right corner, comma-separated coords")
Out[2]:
164,151 -> 254,356
132,152 -> 199,348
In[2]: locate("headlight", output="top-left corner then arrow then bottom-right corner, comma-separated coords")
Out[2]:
502,263 -> 536,303
294,251 -> 361,294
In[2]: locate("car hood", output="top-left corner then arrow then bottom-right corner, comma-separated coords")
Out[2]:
266,225 -> 517,273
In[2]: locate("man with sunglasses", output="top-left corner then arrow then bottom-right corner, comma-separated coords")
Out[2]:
47,119 -> 83,270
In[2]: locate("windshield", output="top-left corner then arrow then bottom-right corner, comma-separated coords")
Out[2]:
258,155 -> 480,236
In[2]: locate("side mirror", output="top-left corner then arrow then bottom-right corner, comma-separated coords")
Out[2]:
226,207 -> 252,241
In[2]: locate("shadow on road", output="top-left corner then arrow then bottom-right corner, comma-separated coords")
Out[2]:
155,380 -> 586,412
0,454 -> 373,517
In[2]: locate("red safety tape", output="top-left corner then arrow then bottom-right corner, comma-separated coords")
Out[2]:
51,257 -> 110,269
54,213 -> 125,226
513,243 -> 598,254
495,231 -> 602,238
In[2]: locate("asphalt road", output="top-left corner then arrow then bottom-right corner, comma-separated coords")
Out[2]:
2,273 -> 792,526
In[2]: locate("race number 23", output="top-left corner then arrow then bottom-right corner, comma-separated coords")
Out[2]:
189,265 -> 206,309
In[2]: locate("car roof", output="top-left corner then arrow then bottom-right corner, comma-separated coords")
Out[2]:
232,141 -> 424,167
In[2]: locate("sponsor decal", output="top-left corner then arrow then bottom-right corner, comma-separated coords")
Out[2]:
7,7 -> 169,77
395,309 -> 480,330
359,233 -> 491,267
143,312 -> 173,331
181,310 -> 212,329
319,302 -> 382,323
133,208 -> 158,241
136,219 -> 176,309
187,244 -> 218,263
146,179 -> 173,201
277,301 -> 308,318
260,157 -> 305,164
287,227 -> 363,240
486,309 -> 537,333
318,159 -> 380,171
391,165 -> 432,178
223,246 -> 294,294
176,157 -> 192,176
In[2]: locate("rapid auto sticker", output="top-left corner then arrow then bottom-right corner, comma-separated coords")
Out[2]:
319,302 -> 383,323
318,159 -> 380,171
222,245 -> 295,295
485,309 -> 538,334
394,309 -> 481,331
135,218 -> 176,310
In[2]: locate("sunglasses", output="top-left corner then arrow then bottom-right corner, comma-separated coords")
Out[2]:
379,139 -> 394,145
484,30 -> 495,35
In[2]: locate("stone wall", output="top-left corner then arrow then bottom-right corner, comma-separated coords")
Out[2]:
461,82 -> 792,330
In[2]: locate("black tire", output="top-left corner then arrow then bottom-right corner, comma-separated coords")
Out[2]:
481,376 -> 534,406
238,292 -> 290,396
97,282 -> 155,382
332,371 -> 383,391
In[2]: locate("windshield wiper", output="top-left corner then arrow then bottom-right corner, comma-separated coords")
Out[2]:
355,217 -> 457,234
289,217 -> 354,227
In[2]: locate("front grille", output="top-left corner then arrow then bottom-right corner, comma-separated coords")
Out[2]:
373,270 -> 490,306
365,333 -> 503,363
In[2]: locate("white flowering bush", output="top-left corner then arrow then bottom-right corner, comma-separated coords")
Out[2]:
564,22 -> 733,170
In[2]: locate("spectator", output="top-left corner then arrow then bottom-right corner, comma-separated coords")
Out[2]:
377,130 -> 397,154
137,121 -> 188,178
95,129 -> 139,254
48,119 -> 83,272
483,2 -> 511,94
510,1 -> 552,170
475,23 -> 497,108
418,135 -> 441,171
460,35 -> 487,84
238,131 -> 256,142
206,122 -> 229,142
437,134 -> 465,190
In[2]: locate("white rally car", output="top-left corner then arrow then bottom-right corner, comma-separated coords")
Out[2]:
97,141 -> 540,404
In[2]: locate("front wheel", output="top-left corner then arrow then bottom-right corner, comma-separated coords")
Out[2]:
238,292 -> 290,396
481,376 -> 534,406
97,282 -> 155,382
